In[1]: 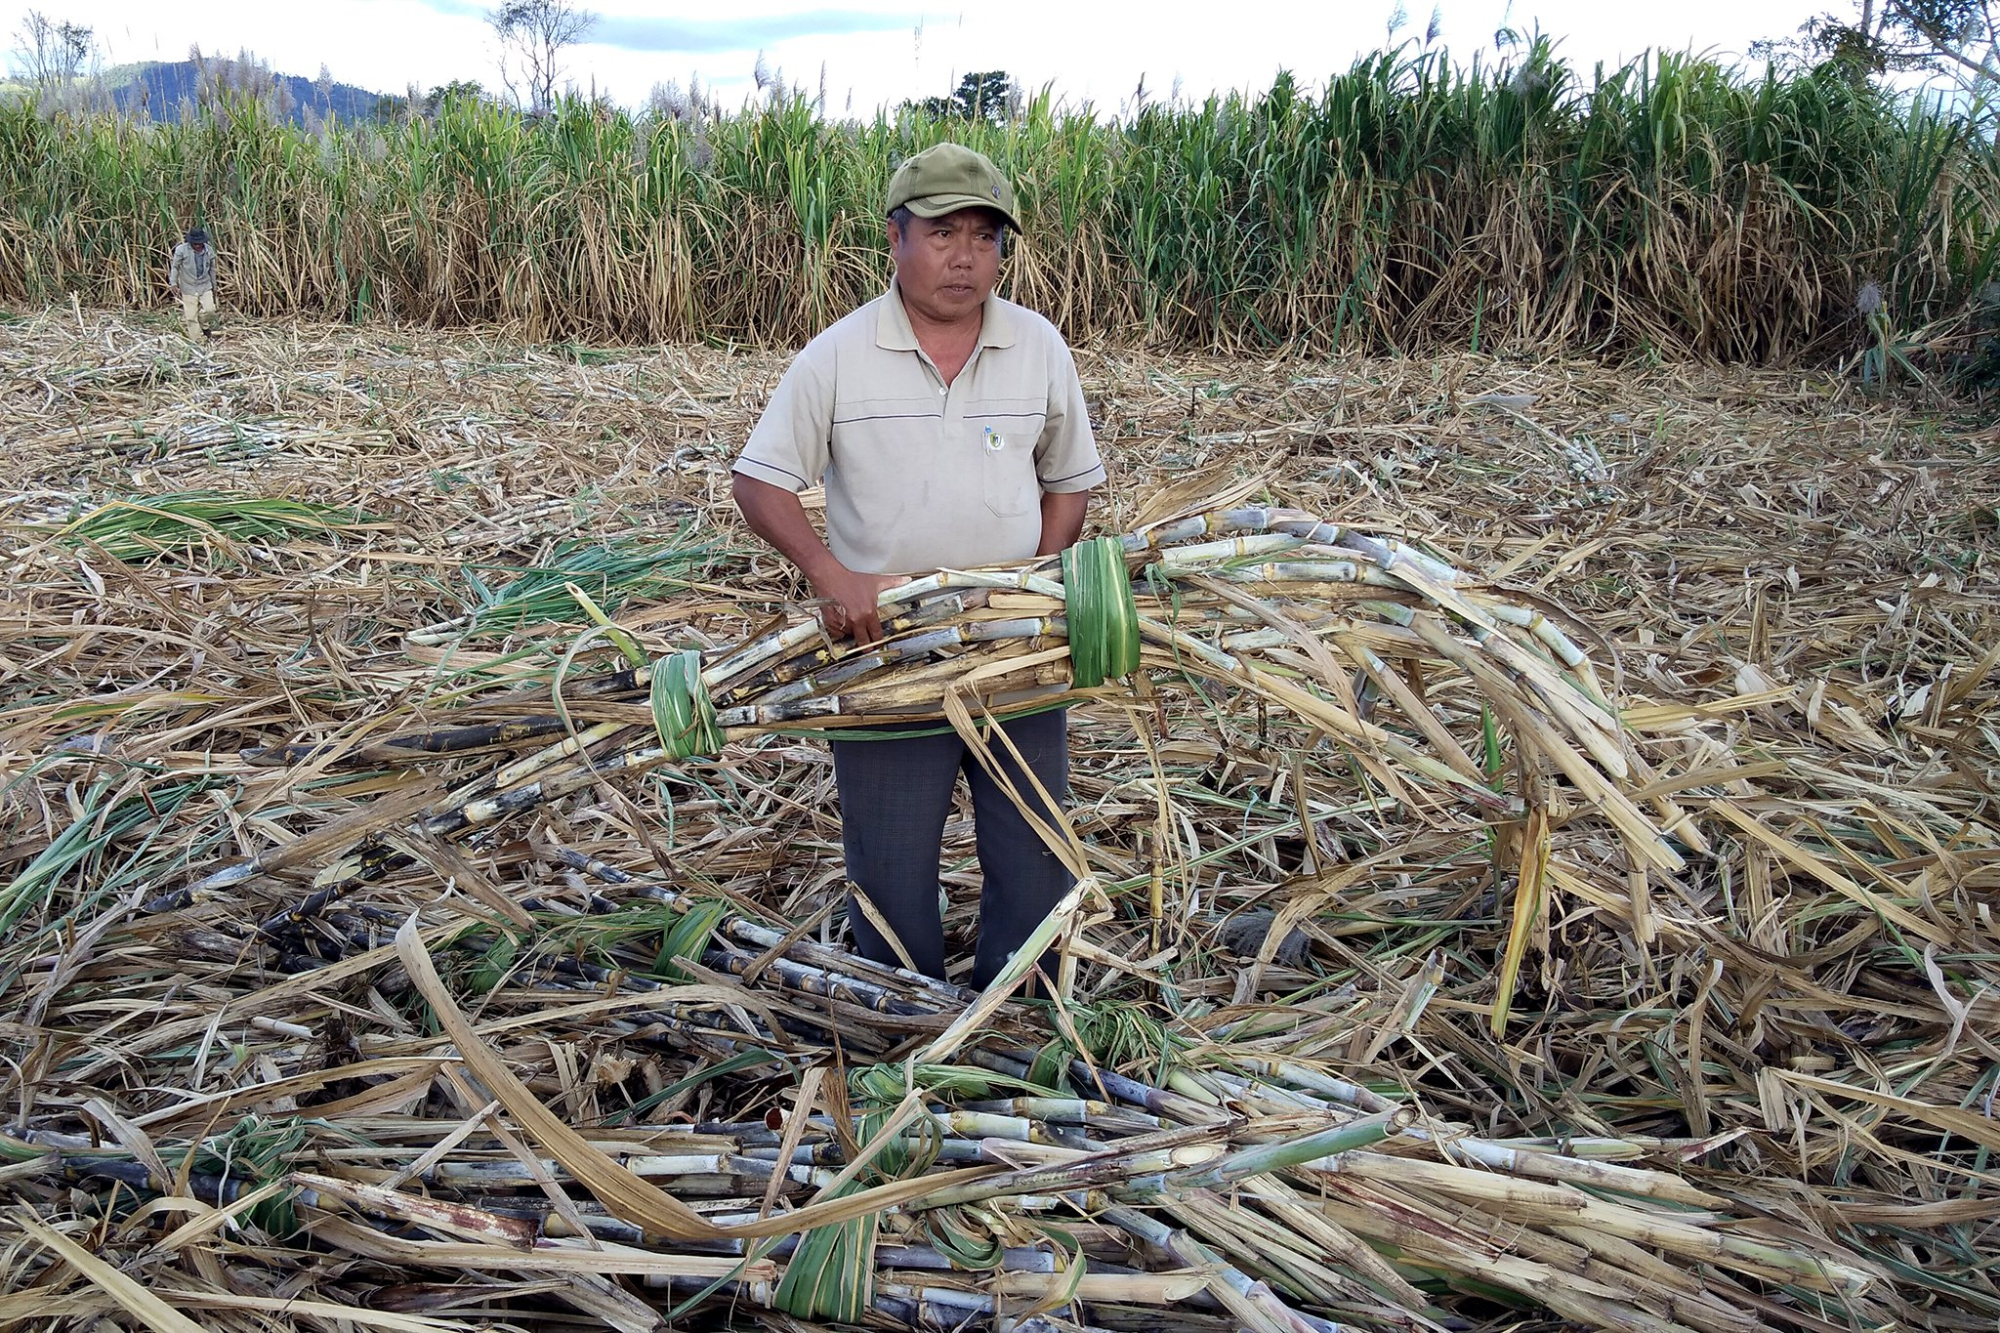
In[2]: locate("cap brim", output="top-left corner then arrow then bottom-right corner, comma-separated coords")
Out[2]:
900,194 -> 1022,232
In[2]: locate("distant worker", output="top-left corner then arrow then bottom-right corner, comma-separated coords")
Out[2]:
168,227 -> 218,340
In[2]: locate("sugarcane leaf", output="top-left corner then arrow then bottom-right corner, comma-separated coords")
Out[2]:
1026,1039 -> 1093,1094
925,1206 -> 1005,1269
911,882 -> 1086,1067
177,1113 -> 308,1237
566,580 -> 647,667
1481,702 -> 1502,782
467,931 -> 518,995
649,897 -> 729,982
1014,1240 -> 1088,1322
608,1046 -> 787,1125
1491,807 -> 1550,1036
649,649 -> 722,758
773,1206 -> 877,1322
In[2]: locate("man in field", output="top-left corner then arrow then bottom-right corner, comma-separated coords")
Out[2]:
731,143 -> 1105,990
167,227 -> 218,340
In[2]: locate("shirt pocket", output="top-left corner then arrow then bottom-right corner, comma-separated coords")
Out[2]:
975,422 -> 1040,518
829,397 -> 943,500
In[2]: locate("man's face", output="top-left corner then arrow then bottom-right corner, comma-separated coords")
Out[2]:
888,207 -> 1005,327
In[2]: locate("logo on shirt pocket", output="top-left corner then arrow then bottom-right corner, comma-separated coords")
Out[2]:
977,426 -> 1035,517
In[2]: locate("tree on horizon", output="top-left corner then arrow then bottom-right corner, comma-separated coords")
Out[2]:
1766,1 -> 1998,99
8,8 -> 94,88
906,70 -> 1018,124
488,0 -> 597,115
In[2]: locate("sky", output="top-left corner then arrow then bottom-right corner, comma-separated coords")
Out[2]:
2,0 -> 1834,112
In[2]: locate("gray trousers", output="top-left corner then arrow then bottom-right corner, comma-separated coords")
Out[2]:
831,708 -> 1072,989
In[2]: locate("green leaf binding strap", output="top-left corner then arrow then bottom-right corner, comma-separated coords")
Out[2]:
649,649 -> 722,759
1061,534 -> 1140,688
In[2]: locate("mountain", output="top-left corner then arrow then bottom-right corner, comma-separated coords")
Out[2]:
96,59 -> 391,125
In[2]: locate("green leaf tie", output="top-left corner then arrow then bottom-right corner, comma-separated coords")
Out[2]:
1061,534 -> 1141,688
649,649 -> 722,759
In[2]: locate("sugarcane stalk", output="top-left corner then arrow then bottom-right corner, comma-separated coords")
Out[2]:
956,1098 -> 1166,1134
1163,1108 -> 1412,1192
549,845 -> 985,1010
1225,1060 -> 1400,1116
1310,1151 -> 1873,1295
1097,1203 -> 1343,1333
1155,1189 -> 1355,1310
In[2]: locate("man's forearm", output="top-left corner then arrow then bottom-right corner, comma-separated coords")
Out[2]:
1037,488 -> 1091,555
732,471 -> 899,642
731,473 -> 843,583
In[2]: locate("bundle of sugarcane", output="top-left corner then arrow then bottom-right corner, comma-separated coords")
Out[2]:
65,506 -> 1871,1331
176,505 -> 1687,926
15,876 -> 1884,1333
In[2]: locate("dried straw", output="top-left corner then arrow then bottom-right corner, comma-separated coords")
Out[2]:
2,309 -> 1995,1331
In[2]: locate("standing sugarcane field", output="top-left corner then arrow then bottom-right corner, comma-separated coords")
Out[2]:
1,22 -> 1999,1333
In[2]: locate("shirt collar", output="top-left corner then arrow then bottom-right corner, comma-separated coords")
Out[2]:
877,279 -> 1017,353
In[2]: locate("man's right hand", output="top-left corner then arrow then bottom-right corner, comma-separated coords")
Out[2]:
730,473 -> 903,646
812,566 -> 904,645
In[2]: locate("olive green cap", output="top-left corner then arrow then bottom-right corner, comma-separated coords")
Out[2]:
885,143 -> 1021,232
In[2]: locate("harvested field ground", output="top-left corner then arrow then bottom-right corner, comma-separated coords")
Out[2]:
1,304 -> 1997,1332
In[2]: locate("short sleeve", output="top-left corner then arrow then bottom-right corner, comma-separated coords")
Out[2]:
734,342 -> 835,493
1033,337 -> 1105,494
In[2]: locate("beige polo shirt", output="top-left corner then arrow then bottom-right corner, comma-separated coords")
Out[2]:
734,283 -> 1104,576
169,242 -> 215,294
